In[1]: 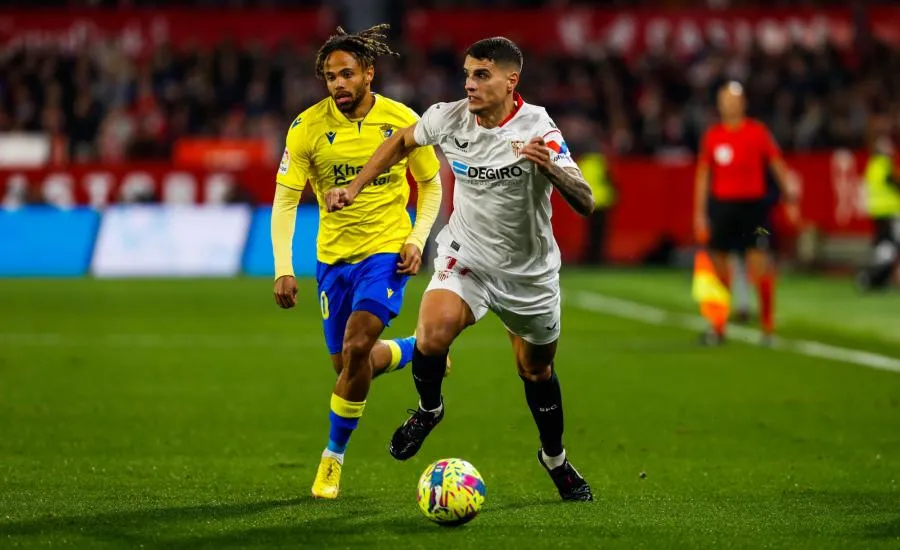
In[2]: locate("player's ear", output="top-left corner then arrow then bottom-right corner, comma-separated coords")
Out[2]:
507,70 -> 519,93
365,65 -> 375,86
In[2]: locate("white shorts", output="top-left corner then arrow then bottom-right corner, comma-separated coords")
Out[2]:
426,249 -> 561,345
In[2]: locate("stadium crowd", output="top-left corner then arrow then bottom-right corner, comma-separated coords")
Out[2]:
1,8 -> 898,163
16,1 -> 897,8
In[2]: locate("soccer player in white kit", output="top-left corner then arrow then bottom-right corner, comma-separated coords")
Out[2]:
325,37 -> 595,501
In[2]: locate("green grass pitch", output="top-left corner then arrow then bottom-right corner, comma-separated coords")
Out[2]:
1,271 -> 899,549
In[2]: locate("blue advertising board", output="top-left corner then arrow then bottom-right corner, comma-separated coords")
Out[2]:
0,207 -> 100,277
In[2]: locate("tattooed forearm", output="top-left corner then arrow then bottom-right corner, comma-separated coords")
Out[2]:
541,165 -> 595,216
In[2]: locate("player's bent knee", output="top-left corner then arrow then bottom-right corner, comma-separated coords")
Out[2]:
416,322 -> 458,356
341,333 -> 378,371
514,337 -> 556,381
416,328 -> 453,355
518,362 -> 552,382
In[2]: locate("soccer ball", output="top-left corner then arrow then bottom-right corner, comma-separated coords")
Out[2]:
416,458 -> 486,526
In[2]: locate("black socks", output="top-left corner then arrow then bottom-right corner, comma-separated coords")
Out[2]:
412,346 -> 447,411
522,368 -> 564,457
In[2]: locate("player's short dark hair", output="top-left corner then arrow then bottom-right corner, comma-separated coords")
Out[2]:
315,24 -> 399,79
464,37 -> 523,72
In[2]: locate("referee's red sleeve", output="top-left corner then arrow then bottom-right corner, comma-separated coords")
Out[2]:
762,125 -> 782,161
699,132 -> 712,164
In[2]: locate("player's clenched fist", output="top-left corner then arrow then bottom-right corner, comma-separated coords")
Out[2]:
325,187 -> 355,212
273,275 -> 298,309
519,137 -> 553,172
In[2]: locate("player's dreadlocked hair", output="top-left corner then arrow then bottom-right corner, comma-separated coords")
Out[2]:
314,24 -> 399,80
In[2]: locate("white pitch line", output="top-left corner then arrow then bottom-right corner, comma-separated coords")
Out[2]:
568,290 -> 900,374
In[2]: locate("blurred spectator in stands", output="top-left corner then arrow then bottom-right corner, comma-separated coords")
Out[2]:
2,2 -> 900,161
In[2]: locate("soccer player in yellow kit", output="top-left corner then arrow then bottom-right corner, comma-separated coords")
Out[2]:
270,25 -> 443,499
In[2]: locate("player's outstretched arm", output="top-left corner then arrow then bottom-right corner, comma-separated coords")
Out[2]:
325,125 -> 421,212
521,137 -> 594,216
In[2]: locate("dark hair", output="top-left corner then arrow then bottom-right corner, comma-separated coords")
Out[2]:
315,24 -> 399,79
464,37 -> 523,71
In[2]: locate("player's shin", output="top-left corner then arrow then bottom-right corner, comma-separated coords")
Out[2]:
326,394 -> 366,460
328,335 -> 376,457
372,336 -> 416,378
314,393 -> 364,499
412,345 -> 447,412
522,366 -> 565,464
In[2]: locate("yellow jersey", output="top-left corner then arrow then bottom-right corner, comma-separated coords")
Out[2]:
276,94 -> 441,265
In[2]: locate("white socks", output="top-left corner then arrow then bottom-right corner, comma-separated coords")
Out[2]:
323,448 -> 345,465
541,448 -> 566,470
420,400 -> 443,417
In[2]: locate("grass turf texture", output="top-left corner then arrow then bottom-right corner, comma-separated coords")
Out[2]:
1,271 -> 898,549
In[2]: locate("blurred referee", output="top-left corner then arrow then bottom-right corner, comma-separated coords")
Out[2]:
694,81 -> 800,346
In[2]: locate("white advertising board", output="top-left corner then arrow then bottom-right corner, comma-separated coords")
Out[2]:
92,205 -> 251,277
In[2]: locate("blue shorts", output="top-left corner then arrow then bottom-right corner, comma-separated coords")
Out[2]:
316,253 -> 409,355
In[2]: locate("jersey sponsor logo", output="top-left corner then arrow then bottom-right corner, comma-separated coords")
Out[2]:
278,148 -> 290,175
546,137 -> 569,155
326,131 -> 337,145
451,160 -> 524,181
380,124 -> 394,139
332,163 -> 390,186
453,137 -> 469,150
552,151 -> 573,163
545,137 -> 572,163
714,144 -> 734,165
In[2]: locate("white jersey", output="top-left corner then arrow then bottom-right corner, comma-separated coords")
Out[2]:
413,95 -> 577,280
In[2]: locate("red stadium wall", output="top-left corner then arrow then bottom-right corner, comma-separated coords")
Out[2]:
554,151 -> 872,263
0,151 -> 873,265
0,9 -> 337,54
2,7 -> 900,55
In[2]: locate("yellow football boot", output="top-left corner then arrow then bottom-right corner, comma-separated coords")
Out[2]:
311,456 -> 342,499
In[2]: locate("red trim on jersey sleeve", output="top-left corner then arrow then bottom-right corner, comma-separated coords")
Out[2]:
542,128 -> 567,153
